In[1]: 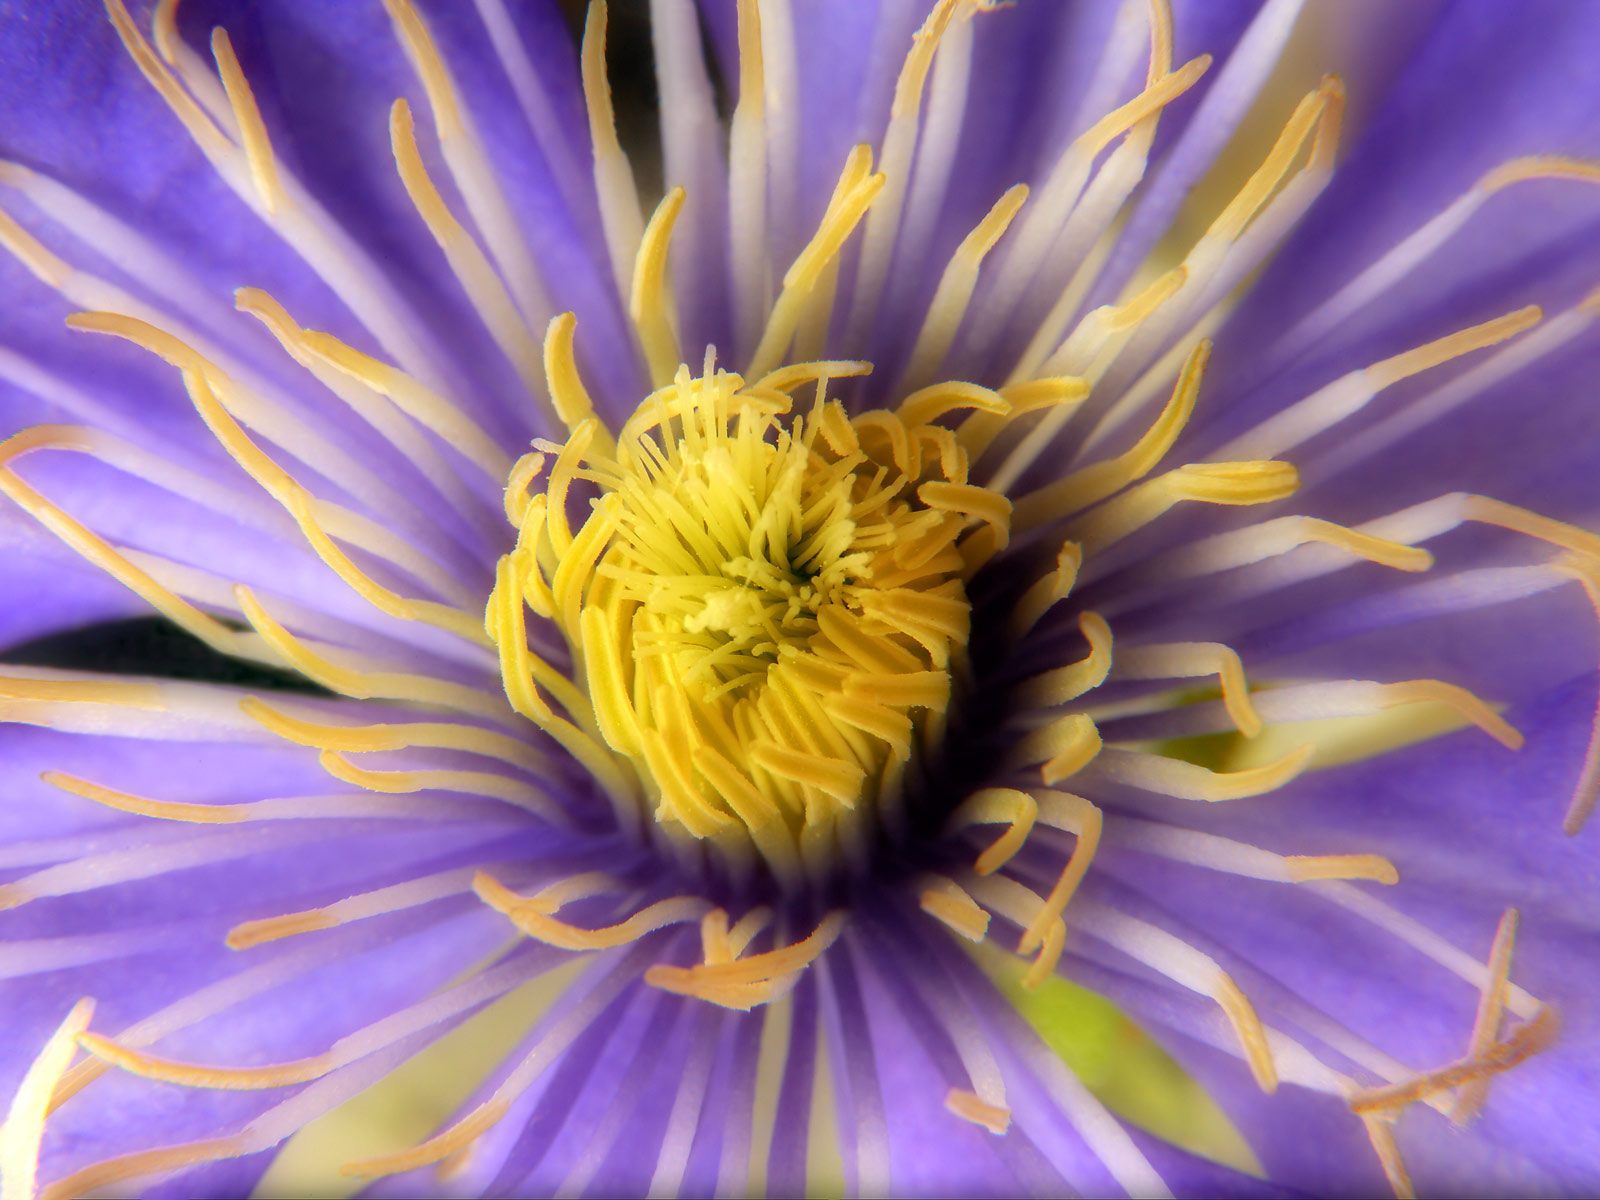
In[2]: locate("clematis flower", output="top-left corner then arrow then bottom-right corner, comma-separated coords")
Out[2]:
3,0 -> 1600,1195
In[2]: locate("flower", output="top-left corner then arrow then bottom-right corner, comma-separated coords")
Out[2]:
2,0 -> 1599,1195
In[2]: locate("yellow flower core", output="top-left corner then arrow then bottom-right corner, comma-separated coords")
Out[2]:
493,346 -> 1017,881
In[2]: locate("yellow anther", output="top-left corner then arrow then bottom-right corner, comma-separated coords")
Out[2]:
503,451 -> 547,526
1376,680 -> 1523,750
1122,743 -> 1314,802
1076,54 -> 1212,164
237,585 -> 502,718
1349,1006 -> 1556,1117
750,741 -> 864,803
105,0 -> 233,162
1295,518 -> 1434,572
382,0 -> 463,137
1,998 -> 94,1200
316,750 -> 551,815
1477,155 -> 1600,195
0,201 -> 72,288
903,184 -> 1031,386
648,912 -> 846,995
919,876 -> 991,942
1018,612 -> 1114,708
631,187 -> 686,387
945,1088 -> 1012,1135
475,873 -> 711,951
1207,79 -> 1332,243
1284,854 -> 1399,885
1454,908 -> 1520,1121
42,771 -> 247,824
1365,306 -> 1541,390
77,1033 -> 331,1090
1215,975 -> 1278,1092
1016,339 -> 1208,526
750,147 -> 886,378
0,675 -> 163,710
898,381 -> 1009,428
700,908 -> 734,965
210,28 -> 284,215
542,312 -> 611,443
952,787 -> 1039,876
1171,460 -> 1300,506
753,360 -> 873,395
341,1099 -> 512,1180
297,327 -> 512,478
1114,639 -> 1262,737
1023,920 -> 1066,990
1012,712 -> 1101,784
226,909 -> 340,951
0,440 -> 254,662
1010,541 -> 1084,640
1018,790 -> 1101,954
1360,1113 -> 1415,1200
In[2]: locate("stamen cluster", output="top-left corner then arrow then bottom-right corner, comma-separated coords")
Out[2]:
491,340 -> 1017,883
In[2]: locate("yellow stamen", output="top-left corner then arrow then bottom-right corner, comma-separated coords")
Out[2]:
0,674 -> 164,709
632,187 -> 687,388
951,787 -> 1039,876
296,327 -> 512,479
580,0 -> 646,302
1453,908 -> 1520,1121
1014,339 -> 1208,526
1360,1113 -> 1415,1200
209,28 -> 284,215
1018,790 -> 1102,957
903,184 -> 1030,387
1068,460 -> 1300,554
1295,519 -> 1435,573
1477,154 -> 1600,194
317,750 -> 552,817
341,1099 -> 511,1179
1550,554 -> 1600,834
919,876 -> 992,942
645,912 -> 847,1008
1364,306 -> 1542,391
0,445 -> 257,662
1375,680 -> 1523,750
236,585 -> 503,718
240,697 -> 546,772
1113,639 -> 1262,737
0,201 -> 72,289
1099,743 -> 1314,801
389,98 -> 547,405
1009,541 -> 1084,640
40,1137 -> 246,1200
1349,1006 -> 1556,1115
1284,854 -> 1399,885
1,998 -> 94,1200
541,313 -> 614,449
749,146 -> 886,378
1018,612 -> 1114,708
497,341 -> 1008,868
1214,975 -> 1278,1092
76,1032 -> 331,1090
475,872 -> 709,951
944,1088 -> 1011,1135
1011,712 -> 1102,785
42,771 -> 248,824
104,0 -> 233,164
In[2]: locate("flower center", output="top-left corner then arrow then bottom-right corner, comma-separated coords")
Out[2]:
492,340 -> 1017,881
